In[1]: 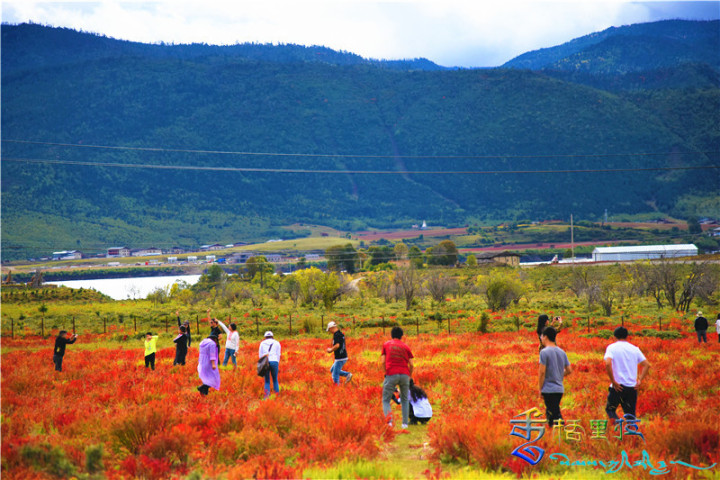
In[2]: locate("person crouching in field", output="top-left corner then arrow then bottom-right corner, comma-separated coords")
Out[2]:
144,332 -> 158,371
197,334 -> 220,396
173,325 -> 188,366
53,330 -> 78,372
538,326 -> 572,427
393,380 -> 433,425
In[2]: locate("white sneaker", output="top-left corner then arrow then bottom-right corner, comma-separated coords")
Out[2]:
345,373 -> 353,384
401,424 -> 408,429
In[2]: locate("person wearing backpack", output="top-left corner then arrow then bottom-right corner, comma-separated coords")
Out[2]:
259,331 -> 281,398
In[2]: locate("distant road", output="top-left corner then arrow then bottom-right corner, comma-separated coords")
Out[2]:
460,240 -> 623,253
354,227 -> 467,241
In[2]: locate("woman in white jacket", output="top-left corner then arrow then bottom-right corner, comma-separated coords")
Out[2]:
217,319 -> 240,369
259,331 -> 281,398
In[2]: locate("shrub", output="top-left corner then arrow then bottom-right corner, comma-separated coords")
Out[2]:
20,443 -> 77,478
85,444 -> 104,474
111,408 -> 172,455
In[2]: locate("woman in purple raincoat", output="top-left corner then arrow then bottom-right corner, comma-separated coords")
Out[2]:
197,334 -> 220,395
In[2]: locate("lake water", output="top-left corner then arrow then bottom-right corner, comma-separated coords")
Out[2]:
48,275 -> 201,301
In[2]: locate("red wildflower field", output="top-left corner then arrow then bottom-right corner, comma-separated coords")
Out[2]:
2,328 -> 718,479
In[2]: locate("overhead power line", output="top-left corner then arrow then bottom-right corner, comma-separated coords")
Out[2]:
2,139 -> 717,160
4,157 -> 719,175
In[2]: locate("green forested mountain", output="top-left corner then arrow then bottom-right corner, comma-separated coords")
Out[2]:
503,20 -> 720,72
1,22 -> 718,260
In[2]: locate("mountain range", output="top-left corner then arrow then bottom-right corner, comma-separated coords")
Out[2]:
2,20 -> 718,260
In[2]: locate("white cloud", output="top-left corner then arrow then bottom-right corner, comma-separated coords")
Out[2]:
2,1 -> 718,66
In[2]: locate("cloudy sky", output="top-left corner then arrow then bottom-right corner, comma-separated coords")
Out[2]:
2,1 -> 718,67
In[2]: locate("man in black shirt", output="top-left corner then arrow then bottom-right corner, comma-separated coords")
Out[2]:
695,311 -> 709,343
176,311 -> 191,347
326,321 -> 352,385
53,330 -> 78,372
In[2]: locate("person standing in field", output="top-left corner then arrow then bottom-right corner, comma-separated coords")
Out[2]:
217,319 -> 240,369
144,332 -> 158,370
381,326 -> 414,428
259,331 -> 281,398
173,325 -> 188,366
715,314 -> 720,343
176,311 -> 191,347
53,330 -> 78,372
603,327 -> 651,422
536,314 -> 549,345
197,334 -> 220,395
326,321 -> 352,385
694,311 -> 709,343
538,326 -> 572,428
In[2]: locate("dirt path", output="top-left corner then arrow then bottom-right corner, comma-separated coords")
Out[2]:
378,424 -> 436,478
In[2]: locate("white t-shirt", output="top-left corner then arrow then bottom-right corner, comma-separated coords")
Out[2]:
259,338 -> 281,363
604,340 -> 646,387
217,320 -> 240,351
715,319 -> 720,334
410,396 -> 433,418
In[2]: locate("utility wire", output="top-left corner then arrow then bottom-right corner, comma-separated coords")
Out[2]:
3,139 -> 718,160
3,157 -> 719,175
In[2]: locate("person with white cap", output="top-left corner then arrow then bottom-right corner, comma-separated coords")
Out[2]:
694,311 -> 708,343
259,331 -> 281,397
326,321 -> 352,385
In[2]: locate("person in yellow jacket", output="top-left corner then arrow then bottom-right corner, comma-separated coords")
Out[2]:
144,332 -> 159,370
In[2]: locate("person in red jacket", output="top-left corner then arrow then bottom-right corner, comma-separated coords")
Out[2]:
380,326 -> 414,428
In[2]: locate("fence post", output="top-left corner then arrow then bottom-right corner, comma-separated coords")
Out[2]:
417,317 -> 419,336
42,316 -> 45,337
196,315 -> 200,335
73,316 -> 76,334
587,317 -> 590,333
382,316 -> 385,336
134,315 -> 137,333
11,318 -> 14,339
104,317 -> 107,334
621,315 -> 624,327
447,317 -> 451,335
321,314 -> 324,332
289,313 -> 292,336
256,316 -> 259,336
515,316 -> 520,332
658,316 -> 662,331
165,316 -> 168,333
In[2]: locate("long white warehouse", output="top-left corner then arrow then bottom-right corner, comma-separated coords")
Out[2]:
592,244 -> 698,262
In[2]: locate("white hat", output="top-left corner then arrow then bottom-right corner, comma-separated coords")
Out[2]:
264,330 -> 274,337
326,321 -> 338,331
697,311 -> 703,316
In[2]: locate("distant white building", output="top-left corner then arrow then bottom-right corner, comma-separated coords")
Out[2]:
52,250 -> 82,260
592,244 -> 698,262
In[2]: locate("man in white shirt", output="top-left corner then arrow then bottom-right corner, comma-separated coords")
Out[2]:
604,327 -> 651,422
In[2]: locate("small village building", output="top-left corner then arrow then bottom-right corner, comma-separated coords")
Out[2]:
107,247 -> 131,257
132,247 -> 163,257
265,254 -> 283,264
473,251 -> 521,267
200,244 -> 224,251
226,252 -> 255,264
592,244 -> 698,262
52,250 -> 82,260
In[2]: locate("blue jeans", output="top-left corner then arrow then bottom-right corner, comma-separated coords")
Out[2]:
223,348 -> 237,366
330,358 -> 350,384
383,374 -> 410,425
264,361 -> 279,396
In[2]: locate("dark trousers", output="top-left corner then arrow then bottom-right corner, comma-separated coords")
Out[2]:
542,392 -> 563,427
173,351 -> 186,366
606,386 -> 637,419
145,353 -> 156,370
409,404 -> 430,425
197,384 -> 210,395
696,330 -> 707,343
53,354 -> 64,372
